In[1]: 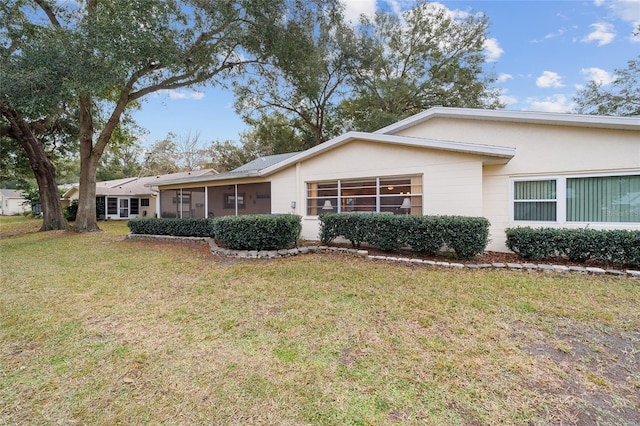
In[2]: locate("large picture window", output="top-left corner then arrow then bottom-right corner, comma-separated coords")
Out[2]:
567,175 -> 640,223
513,174 -> 640,224
307,175 -> 422,216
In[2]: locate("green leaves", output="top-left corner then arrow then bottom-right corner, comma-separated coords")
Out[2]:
128,214 -> 303,251
342,1 -> 502,132
319,213 -> 490,259
506,227 -> 640,267
212,214 -> 302,250
574,55 -> 640,117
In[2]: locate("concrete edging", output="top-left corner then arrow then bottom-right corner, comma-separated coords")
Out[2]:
126,234 -> 640,279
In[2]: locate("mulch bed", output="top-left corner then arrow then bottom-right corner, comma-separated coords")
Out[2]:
318,241 -> 629,270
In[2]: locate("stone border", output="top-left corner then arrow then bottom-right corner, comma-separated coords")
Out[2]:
126,234 -> 640,279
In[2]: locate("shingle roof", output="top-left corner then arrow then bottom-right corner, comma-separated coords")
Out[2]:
63,169 -> 216,198
231,152 -> 301,173
0,189 -> 25,199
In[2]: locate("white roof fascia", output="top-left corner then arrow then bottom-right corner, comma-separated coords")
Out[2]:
147,171 -> 261,187
151,132 -> 515,188
258,132 -> 515,175
374,107 -> 640,135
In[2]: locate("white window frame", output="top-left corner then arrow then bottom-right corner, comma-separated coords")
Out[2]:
511,171 -> 640,225
306,174 -> 422,216
511,176 -> 561,223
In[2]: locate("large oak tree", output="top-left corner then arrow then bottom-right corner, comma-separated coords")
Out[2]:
2,0 -> 287,231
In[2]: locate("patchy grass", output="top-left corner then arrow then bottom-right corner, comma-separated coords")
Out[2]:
1,217 -> 639,425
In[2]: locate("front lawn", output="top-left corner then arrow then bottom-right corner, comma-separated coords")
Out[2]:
1,217 -> 638,425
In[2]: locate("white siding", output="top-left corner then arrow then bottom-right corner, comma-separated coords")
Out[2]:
281,139 -> 485,240
397,118 -> 640,251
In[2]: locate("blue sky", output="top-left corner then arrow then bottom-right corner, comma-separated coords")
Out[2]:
132,0 -> 639,147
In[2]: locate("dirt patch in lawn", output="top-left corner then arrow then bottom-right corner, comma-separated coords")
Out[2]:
513,319 -> 640,425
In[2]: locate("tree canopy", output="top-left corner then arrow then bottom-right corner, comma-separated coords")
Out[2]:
342,1 -> 502,132
574,55 -> 640,117
3,1 -> 507,228
233,0 -> 354,149
235,0 -> 503,152
2,0 -> 290,230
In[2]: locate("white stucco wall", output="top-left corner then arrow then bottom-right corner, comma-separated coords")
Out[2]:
268,139 -> 487,241
395,117 -> 640,251
0,195 -> 29,215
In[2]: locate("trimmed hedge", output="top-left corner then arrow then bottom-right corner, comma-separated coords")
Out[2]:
128,218 -> 215,237
128,215 -> 302,251
212,214 -> 301,251
505,227 -> 640,267
320,213 -> 490,259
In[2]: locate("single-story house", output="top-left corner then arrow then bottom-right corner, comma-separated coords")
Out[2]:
152,107 -> 640,252
0,189 -> 29,216
63,169 -> 216,220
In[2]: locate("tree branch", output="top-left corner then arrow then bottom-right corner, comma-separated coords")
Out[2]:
34,0 -> 61,27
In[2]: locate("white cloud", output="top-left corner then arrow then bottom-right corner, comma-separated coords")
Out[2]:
591,1 -> 640,42
580,67 -> 616,85
162,90 -> 205,100
483,38 -> 503,62
499,90 -> 518,106
581,22 -> 616,45
608,0 -> 640,23
536,71 -> 565,88
496,73 -> 513,83
525,94 -> 574,113
341,0 -> 377,24
545,27 -> 567,39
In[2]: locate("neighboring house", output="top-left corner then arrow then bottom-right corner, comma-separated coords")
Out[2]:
63,170 -> 216,220
0,189 -> 29,216
153,107 -> 640,252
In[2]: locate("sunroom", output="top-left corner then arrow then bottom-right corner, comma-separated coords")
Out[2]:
157,182 -> 272,219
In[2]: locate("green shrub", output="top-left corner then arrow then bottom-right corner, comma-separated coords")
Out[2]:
505,227 -> 559,260
319,213 -> 369,247
319,214 -> 490,259
599,230 -> 640,267
212,214 -> 301,251
556,228 -> 600,262
128,218 -> 215,237
440,215 -> 491,259
403,215 -> 444,255
506,227 -> 640,267
64,200 -> 78,221
365,214 -> 403,252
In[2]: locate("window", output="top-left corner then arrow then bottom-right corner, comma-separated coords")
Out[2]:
130,198 -> 139,215
567,175 -> 640,223
513,180 -> 557,221
513,174 -> 640,224
307,175 -> 422,215
107,197 -> 118,215
140,198 -> 150,207
224,193 -> 245,210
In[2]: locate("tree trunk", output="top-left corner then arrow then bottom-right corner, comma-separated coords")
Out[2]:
0,103 -> 69,231
73,95 -> 101,231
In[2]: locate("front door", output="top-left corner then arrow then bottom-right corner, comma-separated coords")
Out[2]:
119,198 -> 129,218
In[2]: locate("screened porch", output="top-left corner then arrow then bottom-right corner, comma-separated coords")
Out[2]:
158,182 -> 271,219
